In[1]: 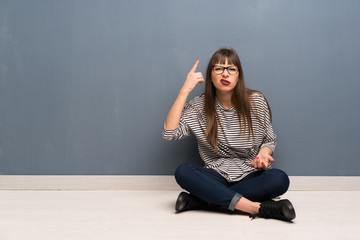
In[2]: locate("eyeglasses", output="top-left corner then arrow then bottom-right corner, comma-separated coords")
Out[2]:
212,65 -> 239,75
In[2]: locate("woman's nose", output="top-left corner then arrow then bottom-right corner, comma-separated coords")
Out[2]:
222,70 -> 229,77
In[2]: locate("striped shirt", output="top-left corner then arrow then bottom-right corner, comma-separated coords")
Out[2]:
162,92 -> 276,182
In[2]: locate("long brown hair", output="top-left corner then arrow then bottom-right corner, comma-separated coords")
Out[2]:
204,48 -> 271,152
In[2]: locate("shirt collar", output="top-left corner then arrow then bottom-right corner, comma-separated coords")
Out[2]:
215,97 -> 235,111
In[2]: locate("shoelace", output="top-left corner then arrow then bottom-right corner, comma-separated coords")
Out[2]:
249,213 -> 258,220
249,201 -> 282,220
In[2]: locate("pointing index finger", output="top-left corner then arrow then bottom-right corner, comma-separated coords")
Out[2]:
190,59 -> 199,73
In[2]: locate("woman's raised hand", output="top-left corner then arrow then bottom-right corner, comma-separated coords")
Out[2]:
164,59 -> 204,130
181,59 -> 205,95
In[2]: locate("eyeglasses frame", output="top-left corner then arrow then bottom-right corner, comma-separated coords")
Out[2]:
212,65 -> 239,75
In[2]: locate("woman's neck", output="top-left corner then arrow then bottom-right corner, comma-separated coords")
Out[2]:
216,91 -> 233,109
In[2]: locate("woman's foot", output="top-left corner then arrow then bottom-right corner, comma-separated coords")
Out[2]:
250,199 -> 296,221
175,192 -> 209,212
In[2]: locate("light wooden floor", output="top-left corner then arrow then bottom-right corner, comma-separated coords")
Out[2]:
1,190 -> 359,240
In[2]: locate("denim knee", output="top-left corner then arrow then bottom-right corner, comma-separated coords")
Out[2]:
268,169 -> 290,195
174,163 -> 193,185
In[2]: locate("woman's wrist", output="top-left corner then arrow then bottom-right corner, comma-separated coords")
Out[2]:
258,147 -> 273,156
179,86 -> 192,96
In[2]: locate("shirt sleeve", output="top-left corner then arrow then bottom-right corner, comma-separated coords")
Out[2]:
257,94 -> 277,153
162,102 -> 194,141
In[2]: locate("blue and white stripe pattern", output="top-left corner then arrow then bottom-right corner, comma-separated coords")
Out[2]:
163,92 -> 276,182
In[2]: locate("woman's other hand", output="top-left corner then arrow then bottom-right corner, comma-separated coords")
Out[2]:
251,154 -> 275,170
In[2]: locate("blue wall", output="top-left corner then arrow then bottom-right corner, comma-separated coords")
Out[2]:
1,0 -> 359,175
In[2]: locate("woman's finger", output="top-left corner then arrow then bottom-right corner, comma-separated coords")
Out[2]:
194,72 -> 203,79
252,159 -> 255,168
195,73 -> 205,83
254,162 -> 258,169
254,156 -> 260,168
261,161 -> 267,170
190,59 -> 199,73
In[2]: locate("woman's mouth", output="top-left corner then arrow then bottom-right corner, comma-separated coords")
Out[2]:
220,79 -> 231,86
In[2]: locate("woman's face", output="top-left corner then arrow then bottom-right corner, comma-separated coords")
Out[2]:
211,58 -> 239,93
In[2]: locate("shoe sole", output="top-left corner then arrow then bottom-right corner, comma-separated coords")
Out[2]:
281,199 -> 296,221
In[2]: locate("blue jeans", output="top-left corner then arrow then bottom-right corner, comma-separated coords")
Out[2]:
175,163 -> 290,211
